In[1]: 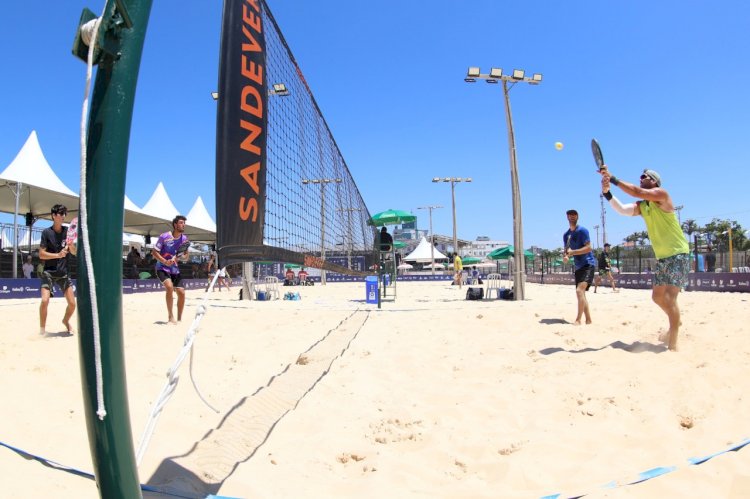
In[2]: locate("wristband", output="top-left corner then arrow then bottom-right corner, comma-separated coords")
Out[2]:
603,191 -> 613,200
609,176 -> 620,186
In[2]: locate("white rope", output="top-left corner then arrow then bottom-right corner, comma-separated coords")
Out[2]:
135,271 -> 224,466
79,13 -> 107,421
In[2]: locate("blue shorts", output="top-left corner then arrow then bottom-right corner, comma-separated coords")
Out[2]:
654,253 -> 690,289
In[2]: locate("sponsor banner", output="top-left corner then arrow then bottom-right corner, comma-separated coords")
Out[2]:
527,272 -> 750,292
0,279 -> 75,299
216,0 -> 268,265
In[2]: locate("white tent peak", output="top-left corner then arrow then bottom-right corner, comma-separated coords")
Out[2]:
124,195 -> 142,212
403,237 -> 449,263
141,182 -> 181,220
186,196 -> 216,231
0,130 -> 77,196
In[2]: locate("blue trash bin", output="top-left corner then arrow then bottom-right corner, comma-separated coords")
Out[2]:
365,276 -> 379,304
384,273 -> 391,286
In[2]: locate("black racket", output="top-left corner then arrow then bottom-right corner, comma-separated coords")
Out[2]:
166,240 -> 190,264
591,138 -> 606,172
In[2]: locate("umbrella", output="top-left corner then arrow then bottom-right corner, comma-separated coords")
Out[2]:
367,209 -> 416,226
397,262 -> 413,270
393,240 -> 407,249
461,256 -> 482,265
487,246 -> 534,260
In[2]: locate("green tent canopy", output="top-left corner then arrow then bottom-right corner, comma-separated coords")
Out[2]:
461,256 -> 483,265
487,246 -> 534,260
367,209 -> 417,226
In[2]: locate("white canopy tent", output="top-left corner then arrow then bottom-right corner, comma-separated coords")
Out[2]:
403,236 -> 449,263
1,131 -> 217,276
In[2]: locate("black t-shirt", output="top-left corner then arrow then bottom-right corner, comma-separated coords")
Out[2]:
40,226 -> 69,275
378,231 -> 393,251
598,251 -> 611,270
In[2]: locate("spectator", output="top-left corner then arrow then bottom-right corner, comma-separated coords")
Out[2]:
22,255 -> 34,279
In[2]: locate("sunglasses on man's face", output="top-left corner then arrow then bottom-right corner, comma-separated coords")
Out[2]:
640,174 -> 653,181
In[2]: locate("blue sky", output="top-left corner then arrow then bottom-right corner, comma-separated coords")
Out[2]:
1,1 -> 748,250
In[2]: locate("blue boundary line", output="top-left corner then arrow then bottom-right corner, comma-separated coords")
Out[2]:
4,436 -> 749,498
541,437 -> 750,499
0,440 -> 241,498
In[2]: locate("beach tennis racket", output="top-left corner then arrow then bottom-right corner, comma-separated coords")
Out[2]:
591,139 -> 606,172
64,217 -> 78,254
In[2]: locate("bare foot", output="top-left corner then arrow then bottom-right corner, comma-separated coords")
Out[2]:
63,320 -> 74,334
168,318 -> 178,325
40,327 -> 46,335
586,320 -> 593,325
573,320 -> 582,326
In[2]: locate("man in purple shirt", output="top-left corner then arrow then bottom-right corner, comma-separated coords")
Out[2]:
151,215 -> 189,324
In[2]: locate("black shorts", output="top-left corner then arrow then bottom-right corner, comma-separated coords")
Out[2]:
156,270 -> 184,288
574,265 -> 595,290
40,271 -> 72,292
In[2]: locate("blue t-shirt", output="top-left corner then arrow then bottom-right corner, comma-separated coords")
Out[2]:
563,226 -> 597,270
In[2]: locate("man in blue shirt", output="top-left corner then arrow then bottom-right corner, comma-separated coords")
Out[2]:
563,209 -> 597,325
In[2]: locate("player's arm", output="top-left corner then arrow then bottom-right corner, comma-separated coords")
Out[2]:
39,245 -> 67,260
151,247 -> 171,265
567,241 -> 592,256
602,174 -> 638,216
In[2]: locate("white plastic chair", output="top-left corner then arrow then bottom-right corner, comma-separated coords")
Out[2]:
485,273 -> 503,299
264,276 -> 280,300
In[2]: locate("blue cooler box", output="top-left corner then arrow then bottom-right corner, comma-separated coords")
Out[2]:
365,276 -> 379,304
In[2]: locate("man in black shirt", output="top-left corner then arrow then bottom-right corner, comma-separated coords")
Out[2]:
39,204 -> 77,334
594,243 -> 618,293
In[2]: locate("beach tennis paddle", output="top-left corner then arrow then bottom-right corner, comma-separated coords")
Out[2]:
591,139 -> 606,172
64,217 -> 78,255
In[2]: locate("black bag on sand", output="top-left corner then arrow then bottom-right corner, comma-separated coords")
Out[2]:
466,287 -> 484,300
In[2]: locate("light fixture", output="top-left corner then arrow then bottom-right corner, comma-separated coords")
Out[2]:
531,73 -> 543,84
490,68 -> 503,78
512,69 -> 525,79
431,177 -> 441,183
210,91 -> 219,100
465,66 -> 480,83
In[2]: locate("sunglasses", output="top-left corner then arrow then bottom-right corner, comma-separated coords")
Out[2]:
640,174 -> 653,181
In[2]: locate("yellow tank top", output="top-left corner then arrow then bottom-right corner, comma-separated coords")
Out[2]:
638,201 -> 689,259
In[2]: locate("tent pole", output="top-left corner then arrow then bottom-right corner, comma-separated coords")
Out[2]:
12,182 -> 21,279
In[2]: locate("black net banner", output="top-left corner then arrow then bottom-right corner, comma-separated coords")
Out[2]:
216,0 -> 376,275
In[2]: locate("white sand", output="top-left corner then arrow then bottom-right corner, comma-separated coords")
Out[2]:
2,281 -> 750,498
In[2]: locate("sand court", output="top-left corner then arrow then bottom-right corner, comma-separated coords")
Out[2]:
1,281 -> 750,498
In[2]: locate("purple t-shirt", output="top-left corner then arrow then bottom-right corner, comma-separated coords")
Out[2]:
154,231 -> 189,275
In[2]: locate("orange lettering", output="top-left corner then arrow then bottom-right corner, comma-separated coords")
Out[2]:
239,197 -> 258,222
239,119 -> 261,155
242,25 -> 261,53
241,55 -> 263,85
240,161 -> 260,194
241,85 -> 262,118
242,2 -> 262,32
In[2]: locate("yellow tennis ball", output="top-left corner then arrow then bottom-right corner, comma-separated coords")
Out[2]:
555,141 -> 564,150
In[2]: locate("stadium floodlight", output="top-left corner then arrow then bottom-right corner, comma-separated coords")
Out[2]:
465,66 -> 480,83
210,91 -> 219,100
431,177 -> 441,183
463,65 -> 542,301
270,82 -> 290,96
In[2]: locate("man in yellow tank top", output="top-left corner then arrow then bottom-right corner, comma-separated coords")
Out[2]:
600,168 -> 689,351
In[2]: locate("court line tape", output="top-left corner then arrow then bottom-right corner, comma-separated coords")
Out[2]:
541,437 -> 750,499
0,440 -> 241,498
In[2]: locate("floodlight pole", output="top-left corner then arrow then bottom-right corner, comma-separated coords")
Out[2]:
418,205 -> 443,275
465,67 -> 542,301
432,177 -> 471,262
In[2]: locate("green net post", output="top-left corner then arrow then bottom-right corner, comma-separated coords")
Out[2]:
73,1 -> 152,497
